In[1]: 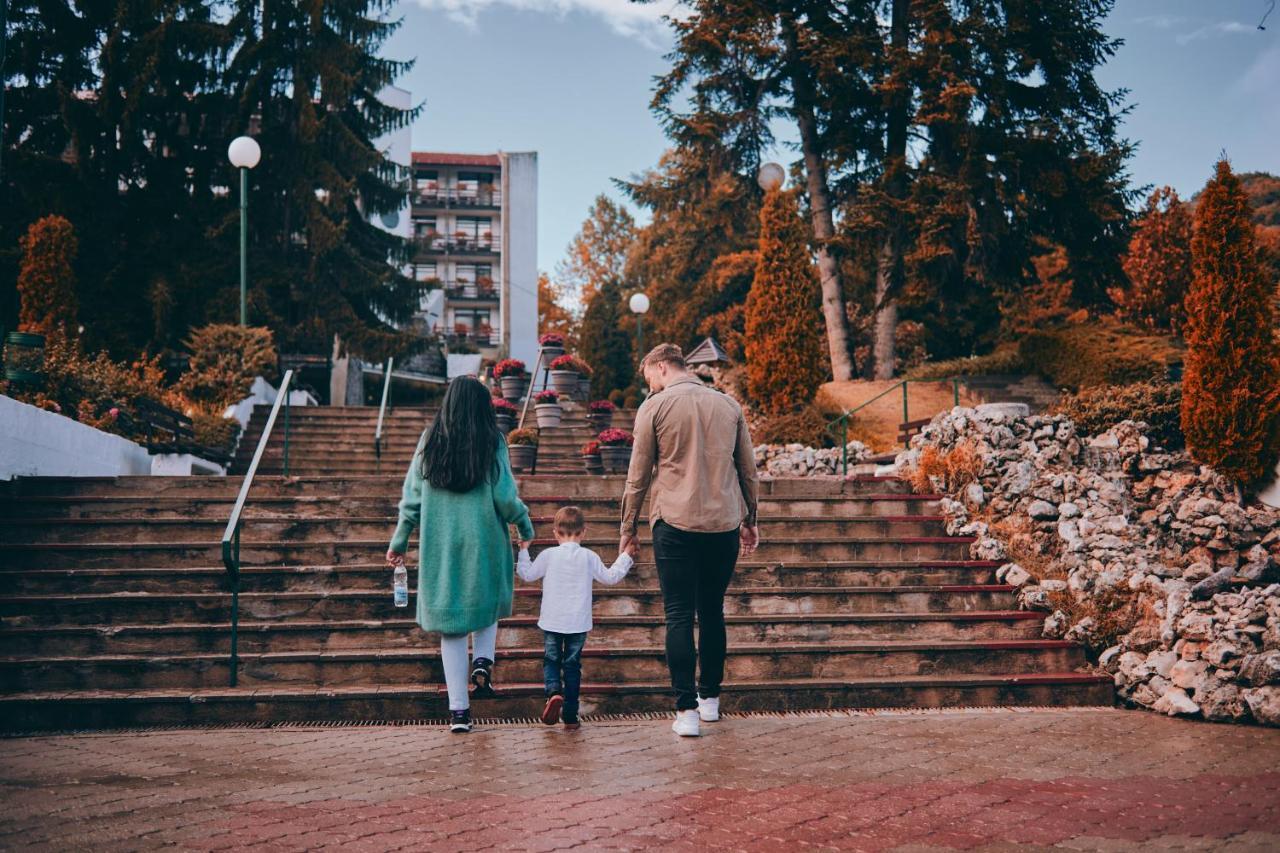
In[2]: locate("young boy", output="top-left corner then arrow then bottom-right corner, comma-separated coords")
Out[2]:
517,506 -> 636,729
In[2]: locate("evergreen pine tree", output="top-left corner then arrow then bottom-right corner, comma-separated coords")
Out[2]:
578,277 -> 634,399
744,190 -> 827,415
226,0 -> 422,359
1112,187 -> 1193,332
17,216 -> 80,336
1181,159 -> 1280,487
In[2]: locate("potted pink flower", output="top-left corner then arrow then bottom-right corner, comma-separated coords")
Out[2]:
492,396 -> 519,432
587,399 -> 616,431
581,440 -> 603,474
597,428 -> 635,473
538,332 -> 566,361
534,389 -> 563,429
493,358 -> 529,402
507,428 -> 538,473
548,354 -> 581,398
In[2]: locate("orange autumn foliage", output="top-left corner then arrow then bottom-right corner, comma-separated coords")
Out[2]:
1111,187 -> 1193,332
1181,160 -> 1280,486
17,215 -> 80,335
743,190 -> 828,415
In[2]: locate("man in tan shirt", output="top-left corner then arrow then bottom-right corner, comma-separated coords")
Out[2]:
619,343 -> 759,737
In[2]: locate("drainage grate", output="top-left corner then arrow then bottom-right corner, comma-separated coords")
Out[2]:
2,705 -> 1103,738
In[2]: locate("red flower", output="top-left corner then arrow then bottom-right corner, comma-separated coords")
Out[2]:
538,333 -> 565,347
588,399 -> 616,413
491,397 -> 519,413
581,440 -> 601,455
493,358 -> 527,379
549,354 -> 577,370
534,390 -> 559,404
597,428 -> 634,447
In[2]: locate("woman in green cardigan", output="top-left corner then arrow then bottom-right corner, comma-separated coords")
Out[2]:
386,376 -> 535,733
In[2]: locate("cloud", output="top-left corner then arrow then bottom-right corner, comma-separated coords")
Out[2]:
1175,20 -> 1254,45
1134,14 -> 1189,29
1234,44 -> 1280,94
409,0 -> 687,47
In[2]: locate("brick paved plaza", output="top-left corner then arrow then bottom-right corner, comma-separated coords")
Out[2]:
2,707 -> 1279,851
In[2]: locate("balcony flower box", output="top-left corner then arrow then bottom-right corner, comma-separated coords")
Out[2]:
597,428 -> 634,474
533,389 -> 562,429
581,440 -> 603,474
493,358 -> 528,402
492,396 -> 518,433
538,333 -> 566,362
507,428 -> 538,473
587,399 -> 616,431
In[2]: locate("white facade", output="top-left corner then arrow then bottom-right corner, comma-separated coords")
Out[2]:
407,150 -> 538,368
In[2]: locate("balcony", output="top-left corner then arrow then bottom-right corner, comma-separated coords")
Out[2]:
412,234 -> 502,257
413,187 -> 502,210
444,329 -> 498,349
441,280 -> 499,302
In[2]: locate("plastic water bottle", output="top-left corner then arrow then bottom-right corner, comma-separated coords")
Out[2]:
393,564 -> 408,608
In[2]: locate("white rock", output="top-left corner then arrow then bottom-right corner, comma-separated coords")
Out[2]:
1243,686 -> 1280,725
1003,564 -> 1032,587
1152,686 -> 1200,716
1170,659 -> 1208,689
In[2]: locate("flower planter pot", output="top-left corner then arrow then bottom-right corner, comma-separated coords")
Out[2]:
540,344 -> 565,362
508,444 -> 537,473
550,370 -> 580,398
577,377 -> 591,399
582,453 -> 603,474
535,403 -> 563,429
587,412 -> 614,432
500,374 -> 529,403
3,331 -> 46,387
494,412 -> 515,433
599,445 -> 632,474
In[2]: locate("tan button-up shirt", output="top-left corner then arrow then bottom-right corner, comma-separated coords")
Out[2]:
620,376 -> 758,536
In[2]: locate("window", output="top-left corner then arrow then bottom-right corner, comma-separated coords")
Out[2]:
414,217 -> 437,238
415,169 -> 439,194
455,217 -> 492,239
413,262 -> 437,282
455,263 -> 492,284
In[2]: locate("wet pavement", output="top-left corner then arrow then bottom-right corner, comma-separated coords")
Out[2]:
2,707 -> 1279,851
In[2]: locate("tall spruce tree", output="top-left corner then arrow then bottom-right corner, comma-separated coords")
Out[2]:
578,277 -> 635,399
1181,159 -> 1280,487
225,0 -> 422,359
744,189 -> 827,414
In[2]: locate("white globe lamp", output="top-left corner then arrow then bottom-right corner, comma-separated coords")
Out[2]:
629,292 -> 650,315
757,162 -> 785,192
228,136 -> 261,170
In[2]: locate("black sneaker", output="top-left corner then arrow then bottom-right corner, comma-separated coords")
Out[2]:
471,657 -> 496,699
562,713 -> 581,731
449,709 -> 472,733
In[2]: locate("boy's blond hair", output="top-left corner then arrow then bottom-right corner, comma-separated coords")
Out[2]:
554,506 -> 586,536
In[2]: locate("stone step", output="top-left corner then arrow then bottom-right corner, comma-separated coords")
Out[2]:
1,494 -> 941,521
0,536 -> 975,568
0,515 -> 949,544
0,585 -> 1015,625
0,611 -> 1048,657
0,673 -> 1115,731
0,560 -> 1000,595
2,474 -> 910,499
0,640 -> 1088,692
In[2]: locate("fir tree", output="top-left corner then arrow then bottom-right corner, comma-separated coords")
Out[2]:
1181,159 -> 1280,487
1112,187 -> 1193,332
578,277 -> 634,399
17,215 -> 80,336
744,190 -> 827,415
225,0 -> 422,359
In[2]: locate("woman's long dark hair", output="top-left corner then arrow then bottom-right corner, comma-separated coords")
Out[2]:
420,376 -> 502,492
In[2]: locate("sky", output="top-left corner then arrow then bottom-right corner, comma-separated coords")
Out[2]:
383,0 -> 1280,285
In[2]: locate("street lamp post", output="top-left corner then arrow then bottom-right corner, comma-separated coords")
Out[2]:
228,136 -> 262,327
629,292 -> 650,365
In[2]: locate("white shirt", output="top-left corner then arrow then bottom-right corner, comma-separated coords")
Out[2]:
516,542 -> 634,634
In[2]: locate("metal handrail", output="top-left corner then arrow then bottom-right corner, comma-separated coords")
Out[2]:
374,357 -> 394,471
824,376 -> 963,476
220,369 -> 295,687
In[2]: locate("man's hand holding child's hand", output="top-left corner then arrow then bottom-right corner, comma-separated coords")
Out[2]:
623,539 -> 639,558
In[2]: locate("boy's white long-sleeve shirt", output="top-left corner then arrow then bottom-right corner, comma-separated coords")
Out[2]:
516,542 -> 633,634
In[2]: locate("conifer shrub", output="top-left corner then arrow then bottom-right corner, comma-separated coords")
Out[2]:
1053,381 -> 1183,449
17,215 -> 79,335
1111,187 -> 1193,331
1181,159 -> 1280,486
743,189 -> 828,415
1016,322 -> 1173,390
755,404 -> 834,448
177,325 -> 277,409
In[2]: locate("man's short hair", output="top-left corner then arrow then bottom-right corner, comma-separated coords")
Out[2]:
554,505 -> 586,536
640,343 -> 687,371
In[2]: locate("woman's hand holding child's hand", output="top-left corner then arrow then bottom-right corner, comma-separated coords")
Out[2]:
386,549 -> 406,568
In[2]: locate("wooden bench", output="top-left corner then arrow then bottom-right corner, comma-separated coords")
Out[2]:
135,398 -> 232,466
897,417 -> 933,446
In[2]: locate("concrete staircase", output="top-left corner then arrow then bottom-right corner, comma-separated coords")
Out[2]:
0,405 -> 1111,730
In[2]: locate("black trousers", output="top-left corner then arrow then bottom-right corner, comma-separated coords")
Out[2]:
651,520 -> 740,711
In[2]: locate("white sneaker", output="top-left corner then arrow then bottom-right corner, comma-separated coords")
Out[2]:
697,696 -> 720,722
672,709 -> 701,737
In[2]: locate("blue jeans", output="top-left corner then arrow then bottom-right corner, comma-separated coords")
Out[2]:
543,630 -> 587,717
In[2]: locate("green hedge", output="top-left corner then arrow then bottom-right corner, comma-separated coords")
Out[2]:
1052,380 -> 1184,449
